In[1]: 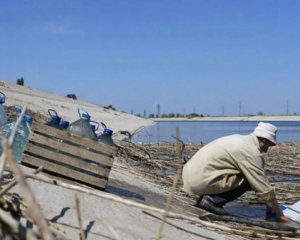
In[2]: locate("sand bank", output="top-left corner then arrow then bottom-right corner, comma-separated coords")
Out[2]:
0,81 -> 153,139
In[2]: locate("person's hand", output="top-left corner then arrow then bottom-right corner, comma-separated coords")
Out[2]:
279,215 -> 291,223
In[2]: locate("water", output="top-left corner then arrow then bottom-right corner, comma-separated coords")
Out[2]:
0,104 -> 7,126
0,92 -> 7,126
133,121 -> 300,144
0,121 -> 30,162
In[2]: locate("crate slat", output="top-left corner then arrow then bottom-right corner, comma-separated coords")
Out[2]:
29,133 -> 113,167
22,154 -> 107,189
21,122 -> 116,189
31,122 -> 116,156
25,143 -> 110,178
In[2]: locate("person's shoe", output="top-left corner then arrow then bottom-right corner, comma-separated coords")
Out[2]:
196,196 -> 228,215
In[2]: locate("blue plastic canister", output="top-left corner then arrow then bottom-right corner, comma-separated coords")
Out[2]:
1,114 -> 32,162
67,109 -> 97,140
97,122 -> 114,146
0,92 -> 8,126
46,109 -> 69,130
60,120 -> 70,130
46,109 -> 61,129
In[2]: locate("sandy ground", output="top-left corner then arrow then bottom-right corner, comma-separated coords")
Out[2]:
14,165 -> 241,240
0,81 -> 153,140
0,81 -> 243,239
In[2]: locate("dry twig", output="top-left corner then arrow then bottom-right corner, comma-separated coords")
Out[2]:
0,166 -> 43,197
156,127 -> 182,240
2,138 -> 54,240
96,216 -> 120,240
0,207 -> 40,239
75,195 -> 86,240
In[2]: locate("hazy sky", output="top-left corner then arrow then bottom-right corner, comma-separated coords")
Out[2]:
1,1 -> 299,116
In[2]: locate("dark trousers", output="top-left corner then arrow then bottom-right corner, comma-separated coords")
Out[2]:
206,180 -> 251,207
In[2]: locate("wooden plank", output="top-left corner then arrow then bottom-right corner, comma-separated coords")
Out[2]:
29,133 -> 113,168
178,204 -> 207,217
25,143 -> 111,178
199,214 -> 299,232
22,154 -> 107,189
31,122 -> 116,156
24,121 -> 116,189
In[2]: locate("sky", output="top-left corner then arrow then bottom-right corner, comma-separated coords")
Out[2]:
1,0 -> 300,116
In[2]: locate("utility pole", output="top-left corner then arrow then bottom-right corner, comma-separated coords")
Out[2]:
286,100 -> 289,115
157,104 -> 161,118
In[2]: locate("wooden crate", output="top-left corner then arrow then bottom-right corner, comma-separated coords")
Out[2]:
21,122 -> 116,190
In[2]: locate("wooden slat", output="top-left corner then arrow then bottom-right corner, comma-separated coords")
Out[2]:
22,121 -> 117,189
29,133 -> 113,168
25,143 -> 110,178
22,154 -> 107,189
31,122 -> 116,156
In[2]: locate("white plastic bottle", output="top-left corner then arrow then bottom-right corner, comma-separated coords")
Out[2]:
0,92 -> 8,126
280,200 -> 300,223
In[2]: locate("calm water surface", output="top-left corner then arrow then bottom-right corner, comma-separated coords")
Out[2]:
132,121 -> 300,144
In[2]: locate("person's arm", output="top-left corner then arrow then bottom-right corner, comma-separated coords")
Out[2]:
237,154 -> 289,222
266,199 -> 290,222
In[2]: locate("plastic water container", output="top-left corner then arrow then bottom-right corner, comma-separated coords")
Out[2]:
97,122 -> 114,146
280,200 -> 300,222
46,109 -> 61,129
67,109 -> 97,140
1,114 -> 32,162
60,120 -> 70,130
90,121 -> 99,133
46,109 -> 69,130
0,91 -> 8,126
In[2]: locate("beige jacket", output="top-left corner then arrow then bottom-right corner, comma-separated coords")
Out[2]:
182,133 -> 275,201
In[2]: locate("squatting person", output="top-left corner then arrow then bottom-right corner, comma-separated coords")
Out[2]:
182,122 -> 289,222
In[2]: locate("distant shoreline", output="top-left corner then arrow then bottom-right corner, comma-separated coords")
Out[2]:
152,115 -> 300,122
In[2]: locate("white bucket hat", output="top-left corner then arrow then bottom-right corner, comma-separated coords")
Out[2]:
253,122 -> 277,145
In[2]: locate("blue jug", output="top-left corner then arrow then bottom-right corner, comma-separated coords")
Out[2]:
97,122 -> 114,146
67,109 -> 97,140
46,109 -> 69,130
0,91 -> 8,126
1,114 -> 32,162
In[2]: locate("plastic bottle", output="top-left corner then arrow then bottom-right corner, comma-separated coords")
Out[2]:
46,109 -> 61,129
67,109 -> 97,140
0,91 -> 8,126
90,121 -> 99,133
1,114 -> 32,163
46,109 -> 69,130
60,119 -> 70,130
97,122 -> 114,146
280,200 -> 300,222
